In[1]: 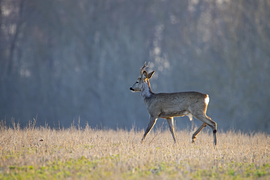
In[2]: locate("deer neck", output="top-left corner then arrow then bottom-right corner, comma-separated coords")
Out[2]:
141,80 -> 154,99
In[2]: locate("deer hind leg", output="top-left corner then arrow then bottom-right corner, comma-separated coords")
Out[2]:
194,113 -> 217,145
141,117 -> 157,143
192,123 -> 207,143
166,117 -> 176,143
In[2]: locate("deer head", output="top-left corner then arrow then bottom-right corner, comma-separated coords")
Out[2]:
130,63 -> 155,92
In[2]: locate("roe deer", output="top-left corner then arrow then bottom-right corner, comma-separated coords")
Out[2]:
130,63 -> 217,145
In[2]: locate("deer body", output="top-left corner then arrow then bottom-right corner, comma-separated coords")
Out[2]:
143,92 -> 206,119
130,63 -> 217,145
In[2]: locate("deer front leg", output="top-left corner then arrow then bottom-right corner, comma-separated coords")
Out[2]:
166,117 -> 176,143
141,117 -> 157,143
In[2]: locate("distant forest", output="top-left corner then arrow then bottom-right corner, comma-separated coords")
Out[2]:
1,0 -> 270,133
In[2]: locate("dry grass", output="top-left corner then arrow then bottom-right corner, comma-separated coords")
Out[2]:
0,121 -> 270,179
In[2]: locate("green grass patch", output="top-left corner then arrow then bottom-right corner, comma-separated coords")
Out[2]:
1,156 -> 270,180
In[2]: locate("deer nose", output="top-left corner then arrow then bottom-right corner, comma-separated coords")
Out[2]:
130,87 -> 134,91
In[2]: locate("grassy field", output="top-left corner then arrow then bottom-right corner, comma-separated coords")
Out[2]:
0,121 -> 270,180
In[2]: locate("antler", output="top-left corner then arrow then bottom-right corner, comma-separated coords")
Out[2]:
140,62 -> 149,76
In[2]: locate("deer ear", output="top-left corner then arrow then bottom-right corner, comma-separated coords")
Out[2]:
142,71 -> 148,78
147,71 -> 155,79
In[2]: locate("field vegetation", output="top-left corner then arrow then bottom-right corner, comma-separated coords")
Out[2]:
0,120 -> 270,179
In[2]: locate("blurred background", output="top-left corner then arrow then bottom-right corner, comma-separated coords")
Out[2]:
1,0 -> 270,133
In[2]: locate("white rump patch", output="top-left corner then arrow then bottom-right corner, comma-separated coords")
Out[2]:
205,95 -> 209,105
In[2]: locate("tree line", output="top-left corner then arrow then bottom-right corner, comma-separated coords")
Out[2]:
1,0 -> 270,133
